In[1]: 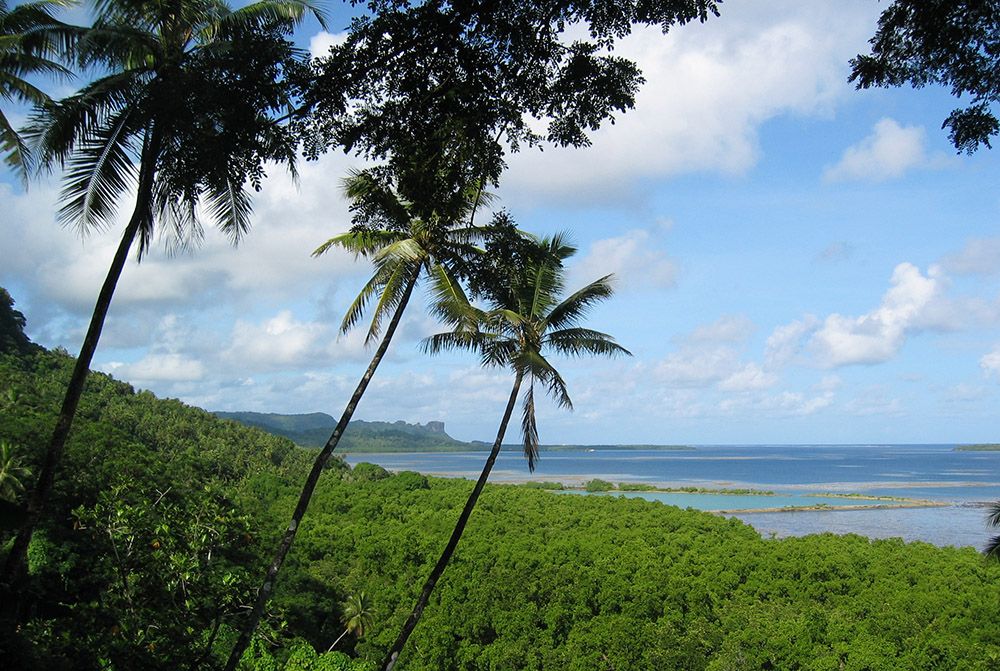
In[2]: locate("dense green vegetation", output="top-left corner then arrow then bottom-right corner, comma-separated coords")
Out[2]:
2,305 -> 1000,668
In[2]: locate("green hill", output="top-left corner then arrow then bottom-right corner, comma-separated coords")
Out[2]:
214,411 -> 469,452
4,287 -> 1000,671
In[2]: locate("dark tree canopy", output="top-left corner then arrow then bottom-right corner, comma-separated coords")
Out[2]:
850,0 -> 1000,153
0,288 -> 36,357
300,0 -> 720,211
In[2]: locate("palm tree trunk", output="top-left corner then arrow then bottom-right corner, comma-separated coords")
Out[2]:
224,271 -> 420,671
380,371 -> 524,671
327,627 -> 350,653
1,127 -> 162,607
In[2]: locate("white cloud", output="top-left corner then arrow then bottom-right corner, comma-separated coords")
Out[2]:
224,310 -> 355,371
980,345 -> 1000,378
823,118 -> 934,183
569,229 -> 677,292
102,354 -> 205,383
718,363 -> 778,392
501,2 -> 876,205
764,316 -> 819,369
941,237 -> 1000,276
810,263 -> 942,367
309,31 -> 347,58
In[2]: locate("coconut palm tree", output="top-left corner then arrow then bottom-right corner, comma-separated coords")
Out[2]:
0,0 -> 75,180
327,591 -> 375,652
1,0 -> 325,592
380,233 -> 630,671
225,168 -> 487,670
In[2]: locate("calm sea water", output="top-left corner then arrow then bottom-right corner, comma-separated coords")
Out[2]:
344,444 -> 1000,550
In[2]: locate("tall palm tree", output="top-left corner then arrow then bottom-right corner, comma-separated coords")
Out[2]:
327,591 -> 375,652
380,233 -> 630,671
225,168 -> 487,670
0,0 -> 75,180
1,0 -> 325,593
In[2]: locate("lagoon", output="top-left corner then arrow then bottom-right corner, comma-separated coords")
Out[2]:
345,444 -> 1000,550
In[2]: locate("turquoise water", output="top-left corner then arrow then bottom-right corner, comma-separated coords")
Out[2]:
344,444 -> 1000,548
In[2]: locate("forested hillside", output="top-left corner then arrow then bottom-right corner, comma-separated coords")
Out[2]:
214,412 -> 467,452
3,291 -> 1000,670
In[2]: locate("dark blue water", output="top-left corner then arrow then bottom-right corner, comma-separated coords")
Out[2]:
344,445 -> 1000,549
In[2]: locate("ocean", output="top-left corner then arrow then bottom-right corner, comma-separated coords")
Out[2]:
344,444 -> 1000,550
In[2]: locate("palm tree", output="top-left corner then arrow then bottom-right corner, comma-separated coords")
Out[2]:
327,591 -> 375,652
1,0 -> 325,593
225,168 -> 487,670
0,441 -> 30,502
0,0 -> 75,180
380,233 -> 630,671
985,503 -> 1000,560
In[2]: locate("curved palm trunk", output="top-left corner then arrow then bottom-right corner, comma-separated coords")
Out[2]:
1,128 -> 162,607
327,627 -> 350,653
225,271 -> 420,671
381,371 -> 524,671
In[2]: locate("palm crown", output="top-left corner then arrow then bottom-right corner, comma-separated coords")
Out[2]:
314,168 -> 489,344
425,233 -> 630,470
28,0 -> 324,254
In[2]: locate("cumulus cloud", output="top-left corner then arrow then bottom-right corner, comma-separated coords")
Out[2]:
810,263 -> 943,367
103,354 -> 205,383
569,229 -> 677,291
501,2 -> 876,205
822,118 -> 937,183
654,315 -> 775,391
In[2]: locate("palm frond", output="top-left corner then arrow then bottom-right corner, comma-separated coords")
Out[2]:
313,229 -> 403,258
479,338 -> 518,369
339,264 -> 393,335
27,68 -> 145,169
56,105 -> 139,233
520,350 -> 572,410
421,330 -> 493,356
520,382 -> 539,472
218,0 -> 328,35
154,180 -> 203,255
205,174 -> 253,245
364,262 -> 415,345
426,263 -> 481,329
985,535 -> 1000,561
0,108 -> 31,179
544,274 -> 616,330
374,237 -> 426,267
987,501 -> 1000,529
545,327 -> 631,359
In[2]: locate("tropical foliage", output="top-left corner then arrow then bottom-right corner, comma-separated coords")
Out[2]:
3,0 -> 321,592
1,305 -> 999,669
379,234 -> 630,669
227,168 -> 489,669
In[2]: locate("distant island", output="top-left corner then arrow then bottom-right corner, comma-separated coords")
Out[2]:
214,411 -> 694,453
955,443 -> 1000,451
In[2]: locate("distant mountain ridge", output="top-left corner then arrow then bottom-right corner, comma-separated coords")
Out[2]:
214,411 -> 469,452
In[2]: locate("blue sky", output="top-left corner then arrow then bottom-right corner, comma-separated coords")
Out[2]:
4,0 -> 1000,445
